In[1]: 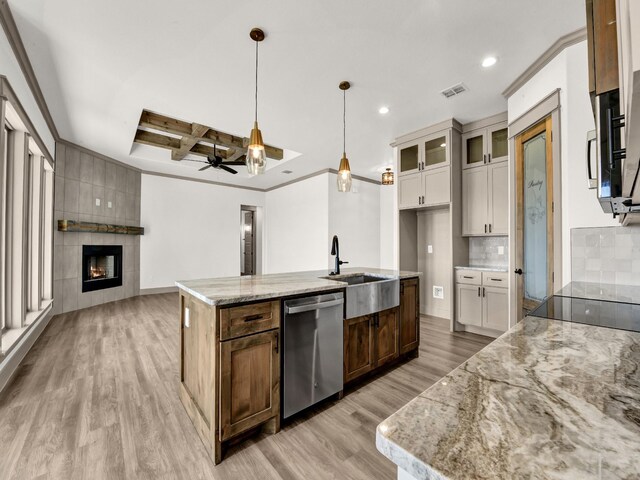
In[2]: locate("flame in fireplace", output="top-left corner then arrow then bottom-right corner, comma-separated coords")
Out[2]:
90,266 -> 107,279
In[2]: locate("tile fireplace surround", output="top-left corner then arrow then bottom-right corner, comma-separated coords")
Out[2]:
53,143 -> 141,314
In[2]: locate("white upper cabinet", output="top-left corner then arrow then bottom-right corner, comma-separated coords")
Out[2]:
398,173 -> 422,209
462,122 -> 508,169
398,142 -> 421,177
462,167 -> 488,235
423,131 -> 450,171
488,162 -> 508,234
488,125 -> 509,164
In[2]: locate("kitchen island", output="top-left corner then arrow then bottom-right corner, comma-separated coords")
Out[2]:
376,285 -> 640,479
175,267 -> 420,464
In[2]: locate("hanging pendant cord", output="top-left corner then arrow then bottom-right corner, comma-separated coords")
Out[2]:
343,89 -> 346,155
254,41 -> 259,123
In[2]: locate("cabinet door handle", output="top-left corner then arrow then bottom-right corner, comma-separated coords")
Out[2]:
484,224 -> 487,233
477,287 -> 481,297
274,332 -> 279,353
490,278 -> 502,282
487,153 -> 491,163
483,154 -> 487,164
422,195 -> 425,204
489,224 -> 492,233
482,287 -> 486,297
463,275 -> 474,279
244,314 -> 264,322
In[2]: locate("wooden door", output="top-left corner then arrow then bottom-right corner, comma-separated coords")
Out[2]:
462,130 -> 487,169
399,278 -> 419,354
219,330 -> 279,441
423,167 -> 451,206
398,172 -> 422,209
374,307 -> 399,367
488,162 -> 509,235
343,315 -> 374,383
515,117 -> 554,318
456,284 -> 482,327
462,167 -> 488,235
482,286 -> 509,331
586,0 -> 619,96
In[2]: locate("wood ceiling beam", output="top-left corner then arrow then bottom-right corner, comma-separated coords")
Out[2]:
138,110 -> 284,160
171,123 -> 211,161
134,129 -> 231,159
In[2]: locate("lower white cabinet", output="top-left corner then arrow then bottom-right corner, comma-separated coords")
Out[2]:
456,270 -> 509,332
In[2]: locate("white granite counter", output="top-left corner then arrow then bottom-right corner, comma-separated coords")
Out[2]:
454,265 -> 508,272
175,267 -> 420,306
376,315 -> 640,479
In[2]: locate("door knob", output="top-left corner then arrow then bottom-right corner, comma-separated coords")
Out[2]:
514,268 -> 523,275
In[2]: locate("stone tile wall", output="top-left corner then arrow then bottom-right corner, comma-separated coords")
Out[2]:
52,143 -> 141,314
571,225 -> 640,285
468,236 -> 509,268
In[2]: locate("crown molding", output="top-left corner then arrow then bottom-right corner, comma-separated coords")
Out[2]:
502,28 -> 587,98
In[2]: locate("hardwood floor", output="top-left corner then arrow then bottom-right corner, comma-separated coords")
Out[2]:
0,294 -> 493,480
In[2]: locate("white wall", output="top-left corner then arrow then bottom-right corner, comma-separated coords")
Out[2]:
140,174 -> 265,289
264,173 -> 329,274
0,26 -> 55,154
328,173 -> 381,270
507,41 -> 618,283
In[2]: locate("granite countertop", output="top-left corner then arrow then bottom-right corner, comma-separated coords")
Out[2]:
376,315 -> 640,479
454,265 -> 509,273
175,267 -> 421,306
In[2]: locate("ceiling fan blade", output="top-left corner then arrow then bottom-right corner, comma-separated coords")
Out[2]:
198,164 -> 213,171
223,161 -> 246,166
217,164 -> 238,174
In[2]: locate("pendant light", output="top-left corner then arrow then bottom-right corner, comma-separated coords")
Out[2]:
246,28 -> 267,175
382,168 -> 394,185
337,81 -> 352,192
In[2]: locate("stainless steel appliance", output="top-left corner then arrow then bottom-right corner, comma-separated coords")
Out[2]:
587,89 -> 639,215
282,292 -> 344,419
321,273 -> 399,319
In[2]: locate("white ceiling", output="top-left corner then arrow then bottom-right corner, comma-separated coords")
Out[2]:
10,0 -> 586,189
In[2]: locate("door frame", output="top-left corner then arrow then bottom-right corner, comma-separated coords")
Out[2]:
508,90 -> 563,326
240,205 -> 257,276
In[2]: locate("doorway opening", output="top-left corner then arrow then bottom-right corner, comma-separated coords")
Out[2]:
241,206 -> 256,276
515,116 -> 554,318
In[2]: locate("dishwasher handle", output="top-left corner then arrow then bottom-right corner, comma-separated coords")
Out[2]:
285,299 -> 344,314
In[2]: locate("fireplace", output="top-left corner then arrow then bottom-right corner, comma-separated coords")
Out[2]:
82,245 -> 123,292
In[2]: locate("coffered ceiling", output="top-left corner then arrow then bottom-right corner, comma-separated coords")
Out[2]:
9,0 -> 585,189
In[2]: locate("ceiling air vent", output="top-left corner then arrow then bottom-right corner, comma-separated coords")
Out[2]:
440,83 -> 467,98
282,170 -> 293,174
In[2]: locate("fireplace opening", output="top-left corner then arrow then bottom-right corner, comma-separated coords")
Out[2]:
82,245 -> 123,292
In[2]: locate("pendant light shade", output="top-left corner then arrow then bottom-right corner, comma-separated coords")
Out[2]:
247,28 -> 267,175
382,167 -> 394,185
337,81 -> 352,192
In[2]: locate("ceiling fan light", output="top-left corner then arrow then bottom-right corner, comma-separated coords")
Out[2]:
382,167 -> 394,185
246,121 -> 266,175
337,154 -> 352,192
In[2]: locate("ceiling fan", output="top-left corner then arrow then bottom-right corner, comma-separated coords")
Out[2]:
186,145 -> 246,175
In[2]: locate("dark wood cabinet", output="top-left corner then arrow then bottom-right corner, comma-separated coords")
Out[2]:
374,307 -> 399,367
344,314 -> 375,383
586,0 -> 619,96
399,278 -> 420,354
219,329 -> 280,441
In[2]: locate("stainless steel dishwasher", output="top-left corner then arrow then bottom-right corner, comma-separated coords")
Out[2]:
282,292 -> 344,419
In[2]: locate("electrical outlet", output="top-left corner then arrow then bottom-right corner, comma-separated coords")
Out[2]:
108,201 -> 113,209
428,245 -> 433,253
498,246 -> 505,255
433,286 -> 444,299
184,307 -> 190,328
95,198 -> 101,207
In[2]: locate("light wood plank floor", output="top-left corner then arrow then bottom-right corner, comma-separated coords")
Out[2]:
0,294 -> 493,480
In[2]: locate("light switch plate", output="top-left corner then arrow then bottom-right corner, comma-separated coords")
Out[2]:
108,201 -> 112,208
428,245 -> 433,253
433,286 -> 444,299
184,307 -> 190,328
95,198 -> 101,206
498,246 -> 505,255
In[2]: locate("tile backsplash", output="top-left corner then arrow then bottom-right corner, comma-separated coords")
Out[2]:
571,226 -> 640,285
469,236 -> 509,268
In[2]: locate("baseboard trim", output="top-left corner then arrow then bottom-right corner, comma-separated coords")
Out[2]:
140,286 -> 178,295
0,305 -> 54,394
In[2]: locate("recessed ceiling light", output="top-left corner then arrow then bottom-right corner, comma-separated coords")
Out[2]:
482,56 -> 497,68
378,106 -> 389,115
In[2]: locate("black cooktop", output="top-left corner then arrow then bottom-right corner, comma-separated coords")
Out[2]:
530,294 -> 640,333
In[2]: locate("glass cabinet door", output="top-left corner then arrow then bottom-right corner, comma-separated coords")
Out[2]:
399,143 -> 420,176
489,126 -> 508,163
463,132 -> 486,169
423,134 -> 449,170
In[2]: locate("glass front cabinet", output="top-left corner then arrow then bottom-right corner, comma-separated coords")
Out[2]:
462,123 -> 508,169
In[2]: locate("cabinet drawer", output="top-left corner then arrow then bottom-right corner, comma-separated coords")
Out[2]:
482,272 -> 508,287
455,270 -> 481,285
219,300 -> 280,340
